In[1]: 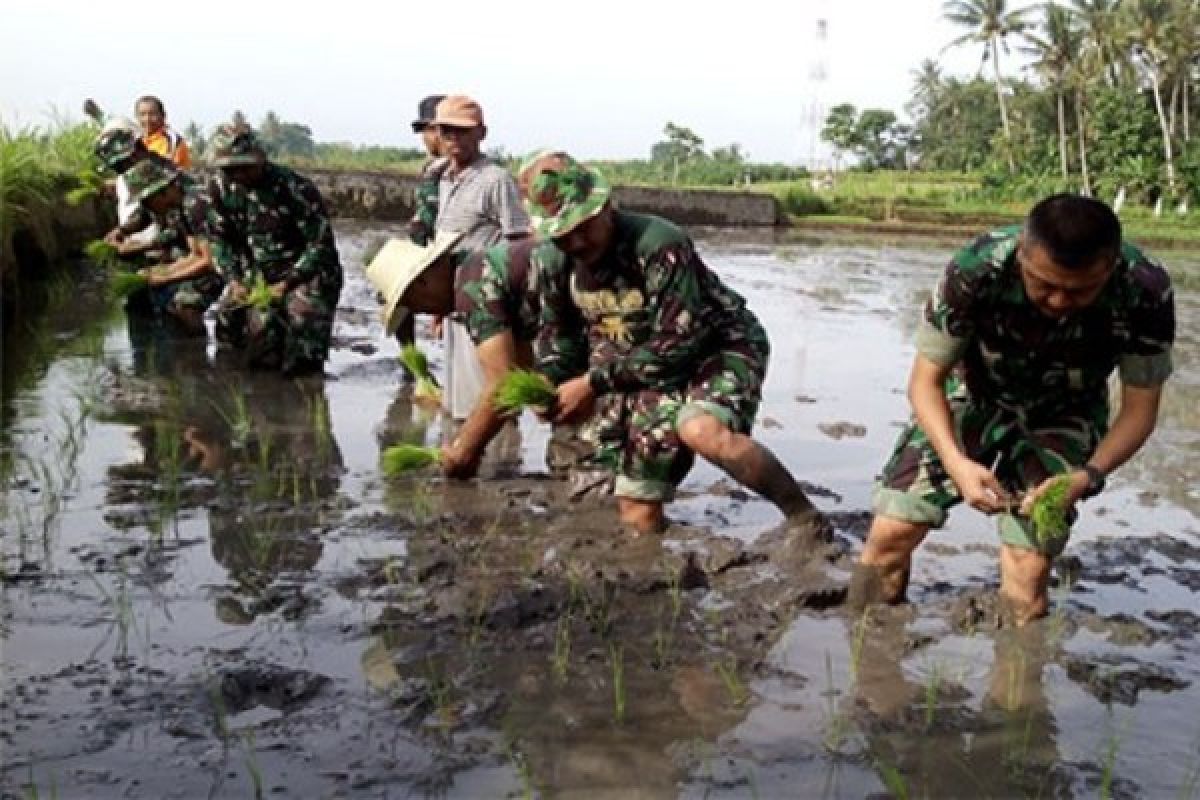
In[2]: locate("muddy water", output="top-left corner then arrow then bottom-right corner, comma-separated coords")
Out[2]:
2,227 -> 1199,799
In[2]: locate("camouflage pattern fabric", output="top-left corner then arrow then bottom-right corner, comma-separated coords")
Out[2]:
409,157 -> 449,246
137,173 -> 225,315
877,226 -> 1176,554
452,237 -> 540,346
203,163 -> 343,374
874,377 -> 1098,556
534,210 -> 768,500
917,225 -> 1175,425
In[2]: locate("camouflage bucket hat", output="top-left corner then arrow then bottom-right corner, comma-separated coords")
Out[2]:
122,159 -> 178,204
208,125 -> 266,167
518,151 -> 611,239
93,118 -> 139,171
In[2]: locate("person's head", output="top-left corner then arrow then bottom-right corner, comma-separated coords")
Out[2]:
432,95 -> 486,168
364,232 -> 464,334
123,159 -> 181,214
208,124 -> 267,186
1018,194 -> 1121,318
94,118 -> 144,173
135,95 -> 167,136
518,150 -> 613,268
412,94 -> 446,157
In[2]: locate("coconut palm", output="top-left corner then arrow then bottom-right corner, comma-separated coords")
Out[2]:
1068,0 -> 1129,86
1023,3 -> 1085,181
943,0 -> 1031,170
908,58 -> 946,122
1122,0 -> 1180,197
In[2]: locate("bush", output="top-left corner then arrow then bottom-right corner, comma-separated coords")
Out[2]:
778,185 -> 832,216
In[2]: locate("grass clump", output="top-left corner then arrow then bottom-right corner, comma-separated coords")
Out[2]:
381,443 -> 441,475
108,271 -> 148,300
400,344 -> 441,403
493,369 -> 556,415
1029,474 -> 1072,548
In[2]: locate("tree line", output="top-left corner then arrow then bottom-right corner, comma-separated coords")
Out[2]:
824,0 -> 1200,208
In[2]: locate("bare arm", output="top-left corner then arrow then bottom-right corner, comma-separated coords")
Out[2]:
909,353 -> 1010,513
441,330 -> 520,479
143,237 -> 216,287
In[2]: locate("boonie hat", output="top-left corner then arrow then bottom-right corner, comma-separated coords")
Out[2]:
93,118 -> 140,171
208,125 -> 266,167
518,151 -> 611,239
123,159 -> 179,204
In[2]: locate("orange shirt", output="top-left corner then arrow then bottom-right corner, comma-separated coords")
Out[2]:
142,129 -> 191,168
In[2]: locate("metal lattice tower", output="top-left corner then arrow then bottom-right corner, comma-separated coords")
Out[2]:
801,6 -> 831,171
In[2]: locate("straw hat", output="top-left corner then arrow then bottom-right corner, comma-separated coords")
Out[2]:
365,231 -> 463,334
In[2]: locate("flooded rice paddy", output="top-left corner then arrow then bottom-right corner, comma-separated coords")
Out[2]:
2,226 -> 1199,799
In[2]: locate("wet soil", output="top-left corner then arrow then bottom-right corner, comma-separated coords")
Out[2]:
2,226 -> 1199,798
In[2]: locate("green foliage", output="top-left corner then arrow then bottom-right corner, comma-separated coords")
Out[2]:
381,444 -> 442,475
245,274 -> 275,311
83,239 -> 120,269
108,271 -> 148,300
400,344 -> 442,402
1029,474 -> 1072,547
493,369 -> 556,415
777,185 -> 832,216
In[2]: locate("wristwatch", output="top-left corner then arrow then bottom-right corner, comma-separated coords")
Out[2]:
1080,464 -> 1106,500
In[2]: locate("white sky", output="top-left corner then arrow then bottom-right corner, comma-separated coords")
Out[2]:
1,0 -> 1001,164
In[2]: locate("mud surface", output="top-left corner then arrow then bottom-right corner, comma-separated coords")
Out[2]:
3,226 -> 1199,798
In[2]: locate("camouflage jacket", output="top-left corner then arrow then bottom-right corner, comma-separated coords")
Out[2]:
206,163 -> 342,294
534,210 -> 759,392
453,237 -> 542,347
409,157 -> 449,246
917,225 -> 1175,424
148,173 -> 214,258
117,152 -> 183,242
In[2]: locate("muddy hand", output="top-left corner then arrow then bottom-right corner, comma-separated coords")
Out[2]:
949,457 -> 1011,514
440,443 -> 480,480
553,375 -> 595,425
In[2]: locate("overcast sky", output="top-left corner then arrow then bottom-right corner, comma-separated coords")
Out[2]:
1,0 -> 1001,164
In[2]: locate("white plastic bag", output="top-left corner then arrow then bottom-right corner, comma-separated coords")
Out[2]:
444,320 -> 485,420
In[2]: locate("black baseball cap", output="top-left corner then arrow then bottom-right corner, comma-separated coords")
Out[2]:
412,95 -> 446,133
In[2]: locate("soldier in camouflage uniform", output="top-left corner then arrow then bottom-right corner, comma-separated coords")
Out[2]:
93,120 -> 180,259
367,232 -> 586,479
525,151 -> 822,536
853,194 -> 1175,624
121,160 -> 225,332
407,94 -> 448,248
204,126 -> 343,375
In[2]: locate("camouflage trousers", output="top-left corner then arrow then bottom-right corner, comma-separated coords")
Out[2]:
873,386 -> 1105,556
589,322 -> 769,502
217,274 -> 340,375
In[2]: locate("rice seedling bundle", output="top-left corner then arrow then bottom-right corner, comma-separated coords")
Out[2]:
381,443 -> 441,475
400,344 -> 442,403
493,369 -> 556,415
109,271 -> 149,299
83,239 -> 120,269
245,274 -> 275,311
1029,474 -> 1072,547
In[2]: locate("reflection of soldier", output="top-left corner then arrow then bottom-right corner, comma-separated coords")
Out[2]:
852,615 -> 1062,797
202,126 -> 343,375
207,376 -> 343,623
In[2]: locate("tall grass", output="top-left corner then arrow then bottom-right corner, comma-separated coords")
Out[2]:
0,119 -> 101,276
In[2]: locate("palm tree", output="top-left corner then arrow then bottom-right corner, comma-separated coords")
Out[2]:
1023,3 -> 1085,181
1123,0 -> 1180,198
908,58 -> 946,122
1068,0 -> 1129,86
943,0 -> 1031,171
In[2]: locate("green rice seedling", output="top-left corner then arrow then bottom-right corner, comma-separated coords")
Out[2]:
243,731 -> 264,800
1029,474 -> 1072,548
874,760 -> 909,800
244,274 -> 275,311
109,271 -> 149,300
849,608 -> 871,682
381,443 -> 442,475
399,344 -> 442,403
821,650 -> 849,753
609,643 -> 626,724
551,611 -> 573,683
493,369 -> 556,415
83,239 -> 121,269
923,658 -> 944,730
714,655 -> 748,706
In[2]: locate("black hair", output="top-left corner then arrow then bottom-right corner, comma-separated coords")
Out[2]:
1023,193 -> 1122,270
135,95 -> 165,115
